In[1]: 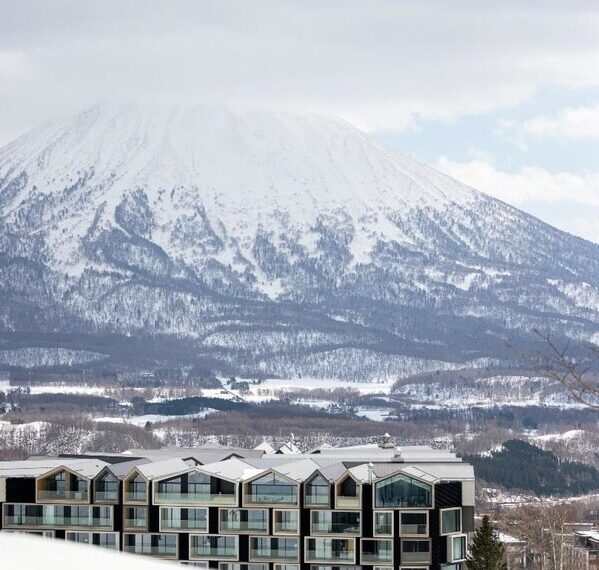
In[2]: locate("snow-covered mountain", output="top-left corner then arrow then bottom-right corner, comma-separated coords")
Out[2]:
0,104 -> 597,379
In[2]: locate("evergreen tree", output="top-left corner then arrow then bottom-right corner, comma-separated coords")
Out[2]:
466,515 -> 507,570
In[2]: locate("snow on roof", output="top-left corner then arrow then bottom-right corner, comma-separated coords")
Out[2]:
271,458 -> 323,482
136,457 -> 192,480
275,441 -> 301,454
0,458 -> 109,479
254,441 -> 276,454
576,530 -> 599,542
197,457 -> 264,482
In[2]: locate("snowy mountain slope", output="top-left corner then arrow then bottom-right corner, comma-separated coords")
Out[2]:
0,104 -> 597,379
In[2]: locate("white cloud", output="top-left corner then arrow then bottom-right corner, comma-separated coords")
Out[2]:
521,103 -> 599,139
436,156 -> 599,242
0,1 -> 599,140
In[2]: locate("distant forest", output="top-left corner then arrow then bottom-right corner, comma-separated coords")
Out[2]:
466,440 -> 599,496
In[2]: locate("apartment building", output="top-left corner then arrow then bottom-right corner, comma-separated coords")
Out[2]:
0,439 -> 475,569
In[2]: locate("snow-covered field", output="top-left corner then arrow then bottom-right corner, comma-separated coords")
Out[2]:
0,532 -> 175,569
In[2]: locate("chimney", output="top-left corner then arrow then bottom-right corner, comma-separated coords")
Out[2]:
379,432 -> 394,449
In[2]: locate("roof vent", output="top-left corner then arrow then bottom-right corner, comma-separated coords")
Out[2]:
379,432 -> 395,449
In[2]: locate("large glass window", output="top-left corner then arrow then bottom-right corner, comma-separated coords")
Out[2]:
400,511 -> 428,536
95,473 -> 118,502
123,533 -> 177,557
273,510 -> 299,534
401,539 -> 431,564
220,509 -> 268,533
441,508 -> 461,535
335,476 -> 360,508
161,507 -> 208,532
305,538 -> 356,563
190,535 -> 238,560
373,511 -> 393,536
312,511 -> 360,535
448,534 -> 467,562
361,539 -> 393,564
305,475 -> 330,507
125,475 -> 147,502
124,506 -> 148,529
246,473 -> 298,505
375,474 -> 432,508
250,536 -> 299,561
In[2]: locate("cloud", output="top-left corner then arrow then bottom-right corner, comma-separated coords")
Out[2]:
1,1 -> 599,140
436,156 -> 599,242
521,103 -> 599,139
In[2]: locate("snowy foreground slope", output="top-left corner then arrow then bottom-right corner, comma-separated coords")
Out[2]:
0,104 -> 597,380
0,532 -> 173,570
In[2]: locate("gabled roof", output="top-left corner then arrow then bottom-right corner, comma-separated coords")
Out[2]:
136,458 -> 193,481
275,441 -> 301,455
0,459 -> 108,479
198,457 -> 263,483
270,458 -> 322,482
254,441 -> 276,454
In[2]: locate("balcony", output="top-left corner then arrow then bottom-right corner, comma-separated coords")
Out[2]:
361,539 -> 393,564
38,490 -> 89,502
401,539 -> 431,564
304,489 -> 330,507
312,512 -> 360,535
123,534 -> 178,558
161,507 -> 208,532
94,489 -> 118,502
154,491 -> 236,506
190,535 -> 238,560
250,537 -> 299,562
305,538 -> 355,563
335,496 -> 360,509
124,490 -> 147,503
220,509 -> 268,533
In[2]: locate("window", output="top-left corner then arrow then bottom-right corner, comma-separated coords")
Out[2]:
124,506 -> 148,530
305,537 -> 356,563
361,539 -> 393,564
400,511 -> 428,536
305,475 -> 330,507
220,509 -> 268,534
441,508 -> 461,535
375,474 -> 432,508
373,511 -> 393,536
246,473 -> 298,505
125,475 -> 147,502
190,534 -> 238,560
401,539 -> 431,564
95,473 -> 118,502
335,476 -> 360,508
250,536 -> 299,562
448,534 -> 467,563
273,510 -> 299,534
311,510 -> 360,535
161,507 -> 208,532
218,565 -> 268,570
123,533 -> 178,558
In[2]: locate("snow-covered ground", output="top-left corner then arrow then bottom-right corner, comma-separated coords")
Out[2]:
94,409 -> 218,427
0,532 -> 175,569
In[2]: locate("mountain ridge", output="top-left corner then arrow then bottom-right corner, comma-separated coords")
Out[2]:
0,104 -> 597,381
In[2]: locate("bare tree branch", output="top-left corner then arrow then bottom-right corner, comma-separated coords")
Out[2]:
520,330 -> 599,410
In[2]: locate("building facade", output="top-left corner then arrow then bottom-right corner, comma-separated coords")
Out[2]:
0,442 -> 475,569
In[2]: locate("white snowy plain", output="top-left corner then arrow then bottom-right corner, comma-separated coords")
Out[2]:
0,532 -> 175,569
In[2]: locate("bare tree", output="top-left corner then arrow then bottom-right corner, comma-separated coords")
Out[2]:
525,330 -> 599,410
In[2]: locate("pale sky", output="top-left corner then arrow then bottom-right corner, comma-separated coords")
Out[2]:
1,1 -> 598,242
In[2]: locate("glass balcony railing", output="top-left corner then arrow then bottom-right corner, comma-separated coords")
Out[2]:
38,490 -> 88,501
305,490 -> 330,506
124,542 -> 177,557
247,492 -> 297,505
94,491 -> 119,502
250,546 -> 299,560
4,514 -> 112,528
335,496 -> 359,508
191,538 -> 238,560
124,517 -> 147,529
306,547 -> 354,562
401,551 -> 430,563
312,522 -> 360,534
124,490 -> 147,502
400,523 -> 427,535
154,492 -> 236,505
221,520 -> 267,533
